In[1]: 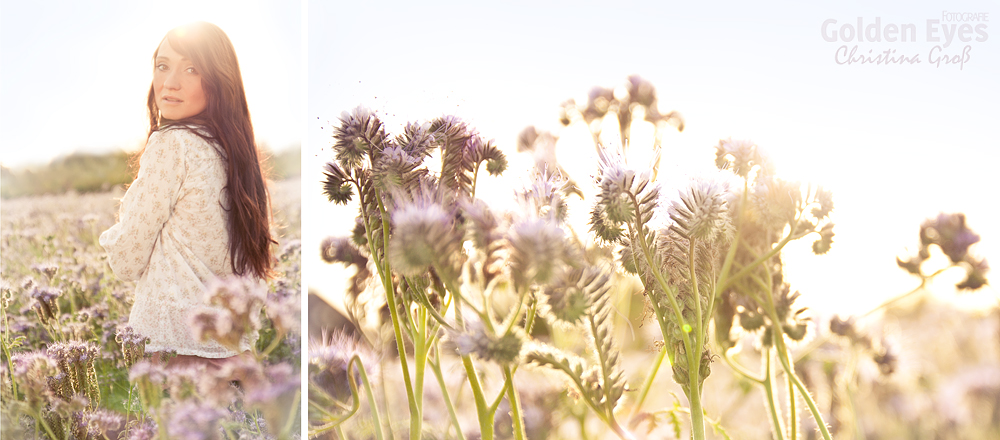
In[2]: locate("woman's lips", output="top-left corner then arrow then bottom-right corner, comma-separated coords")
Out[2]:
161,96 -> 183,104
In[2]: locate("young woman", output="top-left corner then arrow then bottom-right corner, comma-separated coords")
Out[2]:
100,22 -> 274,369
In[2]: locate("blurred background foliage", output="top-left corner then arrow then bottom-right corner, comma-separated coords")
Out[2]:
1,145 -> 301,199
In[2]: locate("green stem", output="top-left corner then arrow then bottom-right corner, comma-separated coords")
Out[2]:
794,272 -> 941,364
366,190 -> 421,440
739,229 -> 831,440
221,423 -> 236,440
788,366 -> 797,440
35,409 -> 59,440
689,239 -> 704,346
307,370 -> 360,436
442,277 -> 493,440
2,342 -> 17,399
413,308 -> 429,438
718,223 -> 797,294
430,349 -> 464,439
722,351 -> 764,384
763,349 -> 786,440
773,341 -> 832,440
629,348 -> 667,421
308,394 -> 344,420
378,358 -> 396,440
626,193 -> 692,351
156,408 -> 169,440
524,296 -> 538,334
608,417 -> 636,440
626,211 -> 703,439
259,329 -> 286,358
553,361 -> 616,437
687,367 -> 706,440
503,365 -> 527,440
686,238 -> 707,440
461,355 -> 493,440
472,165 -> 481,199
860,270 -> 943,318
758,277 -> 832,440
715,180 -> 747,296
123,383 -> 136,437
404,277 -> 453,330
587,310 -> 635,439
488,375 -> 512,415
278,389 -> 301,440
353,356 -> 385,440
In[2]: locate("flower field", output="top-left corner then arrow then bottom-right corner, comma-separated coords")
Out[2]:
1,177 -> 302,439
309,77 -> 999,440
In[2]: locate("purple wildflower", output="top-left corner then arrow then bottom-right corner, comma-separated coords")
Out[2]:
167,401 -> 229,440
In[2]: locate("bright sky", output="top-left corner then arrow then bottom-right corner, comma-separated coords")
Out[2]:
304,0 -> 1000,316
0,0 -> 301,168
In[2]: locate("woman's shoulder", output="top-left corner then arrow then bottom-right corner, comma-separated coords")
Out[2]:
152,125 -> 213,144
150,125 -> 222,159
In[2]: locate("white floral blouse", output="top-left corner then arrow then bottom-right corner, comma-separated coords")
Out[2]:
100,127 -> 259,358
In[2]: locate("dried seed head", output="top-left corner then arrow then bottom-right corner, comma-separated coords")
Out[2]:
322,162 -> 354,204
31,262 -> 59,280
372,144 -> 425,193
811,186 -> 834,219
873,338 -> 898,375
461,198 -> 502,253
517,126 -> 540,152
540,268 -> 594,328
86,409 -> 124,438
590,148 -> 659,243
0,280 -> 12,309
121,417 -> 158,440
388,194 -> 464,277
667,175 -> 734,243
320,236 -> 365,265
11,351 -> 58,407
957,256 -> 989,291
309,330 -> 380,402
20,277 -> 37,291
333,106 -> 387,169
714,138 -> 774,178
812,223 -> 835,255
395,121 -> 437,158
29,286 -> 62,325
584,87 -> 615,121
509,217 -> 566,287
921,213 -> 980,263
446,319 -> 525,366
516,170 -> 571,223
626,75 -> 657,107
467,135 -> 508,177
46,341 -> 101,409
750,175 -> 801,230
596,149 -> 650,222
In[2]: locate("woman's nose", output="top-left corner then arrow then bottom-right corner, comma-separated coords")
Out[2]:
163,71 -> 180,90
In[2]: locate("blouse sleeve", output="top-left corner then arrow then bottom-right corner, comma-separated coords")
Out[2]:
100,130 -> 187,281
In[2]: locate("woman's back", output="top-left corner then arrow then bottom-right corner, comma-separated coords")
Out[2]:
100,126 -> 258,358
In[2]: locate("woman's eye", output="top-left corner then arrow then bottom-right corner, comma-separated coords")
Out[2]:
156,64 -> 168,72
185,67 -> 198,74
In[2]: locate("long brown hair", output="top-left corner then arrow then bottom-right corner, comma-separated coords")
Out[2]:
142,22 -> 275,279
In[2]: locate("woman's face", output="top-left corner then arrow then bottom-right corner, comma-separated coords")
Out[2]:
153,39 -> 207,120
